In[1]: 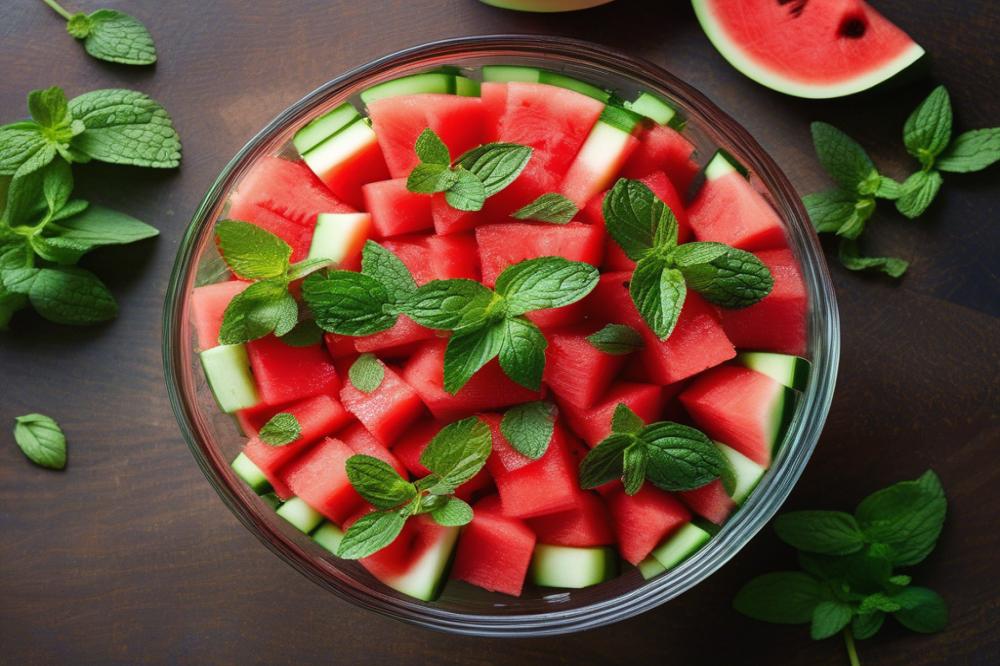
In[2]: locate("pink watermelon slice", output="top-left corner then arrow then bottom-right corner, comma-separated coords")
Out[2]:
246,335 -> 341,407
606,484 -> 691,565
382,233 -> 480,284
679,480 -> 736,525
323,332 -> 358,359
558,381 -> 663,448
527,490 -> 615,547
451,496 -> 537,596
543,325 -> 628,409
301,120 -> 390,210
692,0 -> 925,99
474,221 -> 605,287
362,178 -> 434,237
283,437 -> 363,525
190,280 -> 248,350
229,157 -> 354,227
621,124 -> 699,194
339,360 -> 425,446
339,422 -> 409,479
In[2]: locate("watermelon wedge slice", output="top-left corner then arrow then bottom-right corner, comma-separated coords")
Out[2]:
283,437 -> 364,525
606,484 -> 691,565
339,360 -> 425,446
692,0 -> 925,99
474,221 -> 605,287
190,280 -> 248,350
451,497 -> 537,596
246,335 -> 341,407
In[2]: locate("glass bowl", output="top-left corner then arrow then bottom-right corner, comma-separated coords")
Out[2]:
163,35 -> 839,636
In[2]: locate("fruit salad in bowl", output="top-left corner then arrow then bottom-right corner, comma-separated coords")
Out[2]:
164,36 -> 838,635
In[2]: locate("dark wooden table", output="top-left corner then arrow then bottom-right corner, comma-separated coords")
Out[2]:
2,1 -> 997,664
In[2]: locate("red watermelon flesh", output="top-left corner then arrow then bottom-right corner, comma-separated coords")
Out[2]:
543,325 -> 628,409
679,365 -> 791,466
367,94 -> 486,179
688,166 -> 785,251
679,480 -> 736,525
481,413 -> 536,476
234,400 -> 280,438
527,491 -> 615,547
243,394 -> 352,498
475,221 -> 605,288
621,124 -> 699,193
558,381 -> 663,448
308,133 -> 390,211
490,425 -> 582,519
362,178 -> 433,237
451,497 -> 537,596
229,157 -> 354,228
719,248 -> 808,355
401,340 -> 541,421
227,203 -> 313,263
339,422 -> 409,479
353,316 -> 435,355
431,194 -> 483,236
246,335 -> 341,407
588,272 -> 735,385
481,82 -> 507,142
607,484 -> 691,565
382,233 -> 480,284
284,437 -> 363,524
391,418 -> 493,500
339,360 -> 425,446
190,280 -> 247,350
524,299 -> 587,331
324,332 -> 358,359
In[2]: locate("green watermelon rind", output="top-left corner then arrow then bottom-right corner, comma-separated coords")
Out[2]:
691,0 -> 926,99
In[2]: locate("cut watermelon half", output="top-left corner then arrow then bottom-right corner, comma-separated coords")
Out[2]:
283,437 -> 363,525
246,335 -> 341,407
451,497 -> 537,596
339,360 -> 425,446
190,280 -> 248,350
606,484 -> 691,565
474,221 -> 605,287
692,0 -> 925,99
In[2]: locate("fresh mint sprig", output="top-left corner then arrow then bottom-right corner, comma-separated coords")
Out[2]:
42,0 -> 157,66
578,403 -> 724,495
511,193 -> 579,224
402,256 -> 599,393
603,178 -> 773,339
337,416 -> 491,559
405,128 -> 532,212
13,413 -> 67,469
734,471 -> 948,665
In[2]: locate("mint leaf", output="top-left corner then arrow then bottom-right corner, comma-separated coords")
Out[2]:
641,421 -> 723,491
67,9 -> 157,66
903,86 -> 952,167
621,444 -> 648,495
443,167 -> 486,211
218,279 -> 297,344
603,178 -> 678,260
891,587 -> 948,633
337,509 -> 407,559
429,496 -> 473,527
27,87 -> 72,131
810,122 -> 879,195
443,322 -> 504,394
302,270 -> 396,336
630,256 -> 685,339
673,243 -> 773,309
38,158 -> 74,219
875,176 -> 903,200
31,235 -> 90,265
498,317 -> 546,390
586,323 -> 643,355
279,318 -> 323,347
0,122 -> 51,176
407,163 -> 457,194
13,413 -> 67,469
419,416 -> 492,493
360,241 -> 416,306
895,170 -> 943,219
349,353 -> 385,393
454,142 -> 533,197
773,511 -> 866,556
285,258 -> 329,282
810,601 -> 853,640
414,128 -> 450,166
838,239 -> 908,278
404,278 -> 496,331
936,128 -> 1000,173
835,198 -> 876,240
611,403 -> 644,435
258,413 -> 301,446
733,572 -> 823,624
804,189 -> 857,233
495,256 -> 599,315
500,401 -> 555,460
215,220 -> 291,280
852,612 -> 885,640
2,160 -> 55,227
28,266 -> 117,324
578,433 -> 631,489
345,454 -> 416,510
854,470 -> 946,566
68,89 -> 181,168
511,193 -> 578,224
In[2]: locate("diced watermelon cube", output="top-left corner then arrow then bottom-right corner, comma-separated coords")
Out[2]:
362,178 -> 433,237
606,484 -> 691,565
302,121 -> 391,210
401,340 -> 542,420
390,418 -> 493,500
488,423 -> 580,519
481,413 -> 536,476
679,480 -> 736,525
474,222 -> 605,288
621,124 -> 699,194
246,335 -> 341,406
324,332 -> 358,358
353,316 -> 435,355
339,360 -> 425,446
687,158 -> 786,251
234,400 -> 280,437
243,394 -> 352,498
527,490 -> 615,547
227,203 -> 314,263
543,325 -> 627,409
451,497 -> 537,596
719,248 -> 808,356
558,381 -> 663,447
382,233 -> 480,284
229,156 -> 355,228
339,422 -> 408,479
283,437 -> 363,524
679,365 -> 796,466
431,194 -> 484,235
190,280 -> 248,350
524,299 -> 587,331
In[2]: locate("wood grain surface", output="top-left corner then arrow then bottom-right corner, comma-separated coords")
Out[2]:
1,1 -> 997,664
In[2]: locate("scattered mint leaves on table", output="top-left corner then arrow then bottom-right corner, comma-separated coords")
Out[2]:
734,471 -> 948,666
13,413 -> 67,469
511,193 -> 579,224
258,413 -> 301,447
42,0 -> 157,66
603,178 -> 773,340
337,416 -> 491,559
500,401 -> 557,459
578,403 -> 724,495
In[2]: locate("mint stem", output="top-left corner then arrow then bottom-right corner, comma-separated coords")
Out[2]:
41,0 -> 74,20
842,628 -> 861,666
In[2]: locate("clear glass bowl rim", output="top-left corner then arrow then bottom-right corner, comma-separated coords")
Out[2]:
162,34 -> 840,637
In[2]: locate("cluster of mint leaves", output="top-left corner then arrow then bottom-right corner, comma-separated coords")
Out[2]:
406,128 -> 532,212
337,416 -> 491,559
805,86 -> 999,277
735,471 -> 947,665
603,178 -> 773,340
578,403 -> 724,495
42,0 -> 157,66
0,86 -> 181,327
